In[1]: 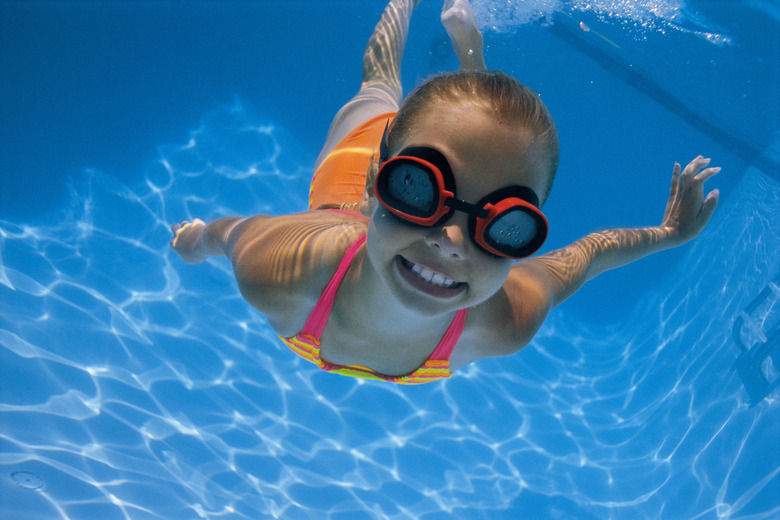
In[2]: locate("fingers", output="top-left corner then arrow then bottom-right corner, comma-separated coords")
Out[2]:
664,156 -> 721,237
170,226 -> 183,249
676,156 -> 720,207
169,219 -> 202,249
694,166 -> 721,183
681,155 -> 708,176
170,221 -> 187,247
170,219 -> 204,233
698,189 -> 720,224
683,155 -> 710,177
669,162 -> 681,196
681,156 -> 720,182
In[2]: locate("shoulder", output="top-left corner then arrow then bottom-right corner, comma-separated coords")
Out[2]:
231,210 -> 367,264
230,211 -> 368,333
232,210 -> 369,276
449,261 -> 553,370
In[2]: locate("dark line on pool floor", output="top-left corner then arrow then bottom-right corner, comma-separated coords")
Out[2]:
549,12 -> 779,182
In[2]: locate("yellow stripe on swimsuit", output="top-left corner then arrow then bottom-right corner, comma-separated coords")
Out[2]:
279,332 -> 457,385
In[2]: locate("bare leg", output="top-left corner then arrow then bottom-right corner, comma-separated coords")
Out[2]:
315,0 -> 421,169
441,0 -> 486,70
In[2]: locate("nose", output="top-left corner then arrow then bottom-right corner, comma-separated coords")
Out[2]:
424,221 -> 468,259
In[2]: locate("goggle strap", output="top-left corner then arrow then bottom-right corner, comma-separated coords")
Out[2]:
445,197 -> 489,219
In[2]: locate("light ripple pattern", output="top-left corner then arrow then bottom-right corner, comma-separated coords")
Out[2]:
1,101 -> 778,519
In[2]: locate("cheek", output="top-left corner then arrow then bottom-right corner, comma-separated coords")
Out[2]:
472,260 -> 512,298
370,201 -> 427,238
367,208 -> 416,256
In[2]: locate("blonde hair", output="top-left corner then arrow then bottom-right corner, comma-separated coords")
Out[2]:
385,70 -> 559,204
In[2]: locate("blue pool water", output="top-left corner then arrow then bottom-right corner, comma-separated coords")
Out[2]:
1,1 -> 778,518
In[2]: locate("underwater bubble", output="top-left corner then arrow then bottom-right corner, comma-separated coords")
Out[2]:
471,0 -> 559,33
470,0 -> 730,45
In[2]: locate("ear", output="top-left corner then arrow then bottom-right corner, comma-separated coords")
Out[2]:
359,161 -> 379,216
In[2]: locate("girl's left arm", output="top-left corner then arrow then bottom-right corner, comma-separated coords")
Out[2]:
512,155 -> 720,313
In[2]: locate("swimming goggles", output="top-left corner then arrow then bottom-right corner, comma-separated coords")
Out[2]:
374,131 -> 548,259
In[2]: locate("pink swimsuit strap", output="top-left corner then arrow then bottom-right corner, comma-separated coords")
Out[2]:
299,234 -> 465,363
300,234 -> 368,339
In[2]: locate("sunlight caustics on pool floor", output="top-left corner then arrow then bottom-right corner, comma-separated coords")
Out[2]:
2,0 -> 779,518
1,102 -> 778,519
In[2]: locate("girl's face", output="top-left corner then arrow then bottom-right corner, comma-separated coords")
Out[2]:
365,103 -> 549,316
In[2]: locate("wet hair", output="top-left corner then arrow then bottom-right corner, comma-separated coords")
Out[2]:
384,70 -> 559,205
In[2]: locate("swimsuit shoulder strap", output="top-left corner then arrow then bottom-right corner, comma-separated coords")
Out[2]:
426,308 -> 467,362
299,234 -> 367,341
298,231 -> 466,364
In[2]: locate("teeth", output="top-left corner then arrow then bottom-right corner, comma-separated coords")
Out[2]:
410,263 -> 458,288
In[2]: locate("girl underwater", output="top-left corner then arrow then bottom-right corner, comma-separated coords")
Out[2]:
170,0 -> 720,384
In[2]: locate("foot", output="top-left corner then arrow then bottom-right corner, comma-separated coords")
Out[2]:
441,0 -> 486,70
170,218 -> 209,264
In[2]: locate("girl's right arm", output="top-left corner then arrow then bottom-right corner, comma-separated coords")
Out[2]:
170,216 -> 255,264
170,212 -> 367,331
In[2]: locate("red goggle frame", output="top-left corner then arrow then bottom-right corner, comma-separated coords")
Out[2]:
374,147 -> 548,259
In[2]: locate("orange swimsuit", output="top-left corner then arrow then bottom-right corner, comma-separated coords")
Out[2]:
308,112 -> 396,210
279,112 -> 467,384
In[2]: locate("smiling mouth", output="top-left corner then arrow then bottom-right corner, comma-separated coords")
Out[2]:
396,257 -> 466,297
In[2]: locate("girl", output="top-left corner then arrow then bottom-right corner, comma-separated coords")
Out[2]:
170,0 -> 719,384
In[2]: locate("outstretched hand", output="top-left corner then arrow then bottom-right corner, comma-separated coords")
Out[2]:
661,156 -> 720,246
170,218 -> 209,264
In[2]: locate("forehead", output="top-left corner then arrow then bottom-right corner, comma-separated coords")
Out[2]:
397,104 -> 548,197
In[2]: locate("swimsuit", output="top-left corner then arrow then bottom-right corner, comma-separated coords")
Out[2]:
280,111 -> 467,384
308,112 -> 397,210
278,234 -> 468,384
